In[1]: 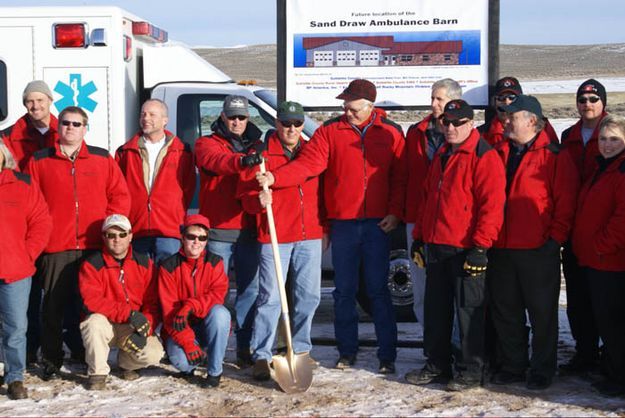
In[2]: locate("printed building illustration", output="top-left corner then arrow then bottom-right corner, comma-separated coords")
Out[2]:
302,36 -> 462,67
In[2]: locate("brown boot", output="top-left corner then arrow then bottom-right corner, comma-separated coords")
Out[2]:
86,375 -> 107,391
7,381 -> 28,400
120,368 -> 140,381
252,359 -> 271,381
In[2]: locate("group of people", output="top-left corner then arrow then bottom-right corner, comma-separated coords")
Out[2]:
0,73 -> 623,401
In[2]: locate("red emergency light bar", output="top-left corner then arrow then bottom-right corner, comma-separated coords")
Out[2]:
53,23 -> 87,48
131,22 -> 168,43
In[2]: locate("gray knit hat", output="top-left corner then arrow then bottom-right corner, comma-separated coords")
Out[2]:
22,80 -> 53,103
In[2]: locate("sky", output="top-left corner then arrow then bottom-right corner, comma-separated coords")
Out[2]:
2,0 -> 624,47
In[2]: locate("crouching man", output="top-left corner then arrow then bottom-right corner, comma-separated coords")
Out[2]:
79,214 -> 164,390
158,215 -> 231,388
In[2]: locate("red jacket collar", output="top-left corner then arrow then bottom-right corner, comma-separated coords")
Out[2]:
122,130 -> 180,151
101,245 -> 135,268
568,112 -> 609,144
266,131 -> 303,156
439,128 -> 481,155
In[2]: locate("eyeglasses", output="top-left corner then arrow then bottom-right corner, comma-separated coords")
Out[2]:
578,96 -> 601,104
280,120 -> 304,128
184,233 -> 208,242
227,115 -> 248,121
61,120 -> 84,127
441,118 -> 471,127
343,104 -> 370,114
103,232 -> 129,240
495,94 -> 517,102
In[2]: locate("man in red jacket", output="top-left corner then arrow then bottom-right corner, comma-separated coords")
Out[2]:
489,95 -> 579,390
194,95 -> 263,367
116,99 -> 196,263
158,215 -> 231,388
79,214 -> 164,390
26,106 -> 131,381
256,79 -> 406,374
407,100 -> 505,391
560,79 -> 608,375
238,101 -> 323,380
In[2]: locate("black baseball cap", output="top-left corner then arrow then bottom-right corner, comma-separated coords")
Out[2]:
441,99 -> 474,120
498,94 -> 543,119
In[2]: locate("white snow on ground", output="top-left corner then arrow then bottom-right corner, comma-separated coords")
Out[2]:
521,77 -> 625,94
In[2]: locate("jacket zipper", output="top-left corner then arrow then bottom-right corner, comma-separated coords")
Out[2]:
71,160 -> 80,249
192,260 -> 198,297
298,186 -> 306,240
119,268 -> 130,304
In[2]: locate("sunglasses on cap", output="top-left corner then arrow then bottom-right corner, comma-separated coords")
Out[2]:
103,232 -> 129,240
495,94 -> 517,102
184,233 -> 208,242
61,120 -> 84,127
279,120 -> 304,128
441,118 -> 471,127
227,115 -> 248,121
577,96 -> 601,104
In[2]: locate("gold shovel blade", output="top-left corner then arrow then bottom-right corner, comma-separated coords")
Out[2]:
272,352 -> 313,394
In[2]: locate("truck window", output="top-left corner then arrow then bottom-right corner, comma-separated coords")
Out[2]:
0,61 -> 7,121
177,94 -> 274,148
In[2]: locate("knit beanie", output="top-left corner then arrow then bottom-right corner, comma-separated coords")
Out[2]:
22,80 -> 54,103
576,79 -> 607,108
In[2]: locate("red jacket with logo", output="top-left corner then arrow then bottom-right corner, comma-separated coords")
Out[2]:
26,143 -> 131,253
479,116 -> 559,147
79,248 -> 160,331
115,131 -> 196,239
493,131 -> 580,249
158,250 -> 229,348
1,114 -> 58,171
572,153 -> 625,271
404,116 -> 433,224
272,110 -> 407,220
0,169 -> 52,283
561,112 -> 608,183
237,132 -> 324,244
413,129 -> 506,249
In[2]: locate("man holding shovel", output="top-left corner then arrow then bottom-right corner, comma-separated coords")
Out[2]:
238,101 -> 324,382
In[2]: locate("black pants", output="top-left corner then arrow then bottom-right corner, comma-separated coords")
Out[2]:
39,250 -> 91,368
424,244 -> 486,380
587,268 -> 625,383
488,246 -> 560,378
562,242 -> 599,362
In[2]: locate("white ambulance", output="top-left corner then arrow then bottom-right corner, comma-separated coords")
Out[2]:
0,6 -> 317,151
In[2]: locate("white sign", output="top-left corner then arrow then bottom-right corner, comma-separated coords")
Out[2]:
284,0 -> 490,108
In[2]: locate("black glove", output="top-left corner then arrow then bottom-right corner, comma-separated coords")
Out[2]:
128,310 -> 150,337
120,332 -> 147,354
411,240 -> 426,268
541,238 -> 561,254
463,247 -> 488,277
241,153 -> 263,168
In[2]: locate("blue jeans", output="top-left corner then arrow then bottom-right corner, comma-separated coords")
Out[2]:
132,236 -> 181,265
165,304 -> 231,377
251,239 -> 322,361
208,234 -> 260,352
0,277 -> 31,384
331,219 -> 397,362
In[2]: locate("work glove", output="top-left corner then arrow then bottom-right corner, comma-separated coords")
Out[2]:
120,332 -> 147,354
463,247 -> 488,277
173,303 -> 194,332
411,240 -> 426,268
240,153 -> 263,168
183,342 -> 207,366
128,310 -> 150,337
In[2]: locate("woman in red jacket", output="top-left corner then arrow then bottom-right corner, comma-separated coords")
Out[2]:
0,139 -> 52,399
572,114 -> 625,397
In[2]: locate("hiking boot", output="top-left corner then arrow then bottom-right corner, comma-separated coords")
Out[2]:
491,370 -> 526,385
120,368 -> 140,381
202,374 -> 221,388
405,364 -> 451,386
378,360 -> 396,374
526,373 -> 552,390
335,354 -> 356,370
236,350 -> 254,369
446,374 -> 481,391
252,359 -> 271,381
7,381 -> 28,400
591,379 -> 625,397
41,361 -> 61,381
86,375 -> 107,391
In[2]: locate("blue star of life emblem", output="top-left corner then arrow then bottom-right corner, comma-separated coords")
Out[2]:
53,74 -> 98,113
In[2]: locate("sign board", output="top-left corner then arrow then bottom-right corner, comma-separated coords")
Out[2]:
279,0 -> 497,109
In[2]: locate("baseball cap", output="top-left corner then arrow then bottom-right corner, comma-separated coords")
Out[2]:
277,101 -> 305,122
183,214 -> 210,231
441,99 -> 474,121
223,95 -> 250,118
495,77 -> 523,96
102,214 -> 132,232
498,94 -> 544,119
22,80 -> 54,103
336,79 -> 377,102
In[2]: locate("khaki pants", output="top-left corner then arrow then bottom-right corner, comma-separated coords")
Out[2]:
80,313 -> 164,376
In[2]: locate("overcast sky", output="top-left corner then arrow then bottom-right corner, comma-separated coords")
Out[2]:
3,0 -> 624,47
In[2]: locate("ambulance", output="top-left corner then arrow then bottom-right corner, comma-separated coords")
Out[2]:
0,6 -> 317,151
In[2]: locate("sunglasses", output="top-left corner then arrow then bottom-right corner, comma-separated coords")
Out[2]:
184,233 -> 208,242
577,96 -> 601,104
61,120 -> 84,127
496,94 -> 517,102
280,120 -> 304,128
103,232 -> 129,240
227,115 -> 248,121
441,118 -> 470,127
